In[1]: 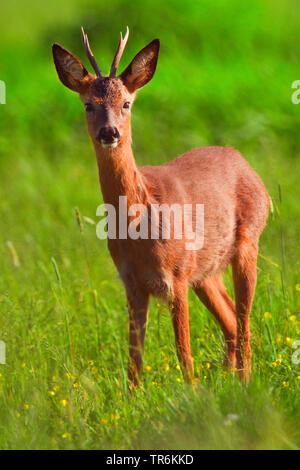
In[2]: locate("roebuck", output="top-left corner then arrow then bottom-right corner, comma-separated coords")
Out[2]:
52,27 -> 269,386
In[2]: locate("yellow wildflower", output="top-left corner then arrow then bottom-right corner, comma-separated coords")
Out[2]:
163,363 -> 170,371
272,356 -> 282,367
101,418 -> 108,424
282,381 -> 289,388
289,315 -> 298,324
73,383 -> 80,389
285,337 -> 294,347
48,390 -> 55,396
24,404 -> 30,410
145,365 -> 151,372
264,312 -> 272,319
59,399 -> 67,407
62,432 -> 71,439
276,335 -> 282,345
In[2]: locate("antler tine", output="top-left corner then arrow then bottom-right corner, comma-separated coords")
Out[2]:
110,26 -> 129,77
81,26 -> 103,77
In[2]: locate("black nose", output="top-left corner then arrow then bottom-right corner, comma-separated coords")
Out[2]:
97,126 -> 120,143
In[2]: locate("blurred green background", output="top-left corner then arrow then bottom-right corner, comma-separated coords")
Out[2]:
0,0 -> 300,450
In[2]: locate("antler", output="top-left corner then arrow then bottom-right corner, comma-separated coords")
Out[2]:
81,26 -> 103,77
109,26 -> 129,77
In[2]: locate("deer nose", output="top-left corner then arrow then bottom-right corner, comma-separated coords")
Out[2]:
97,126 -> 120,144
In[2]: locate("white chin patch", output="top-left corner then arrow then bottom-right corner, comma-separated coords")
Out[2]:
101,141 -> 119,149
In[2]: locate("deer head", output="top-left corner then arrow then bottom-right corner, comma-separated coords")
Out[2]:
52,27 -> 159,149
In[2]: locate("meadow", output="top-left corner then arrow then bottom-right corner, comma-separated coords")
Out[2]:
0,0 -> 300,449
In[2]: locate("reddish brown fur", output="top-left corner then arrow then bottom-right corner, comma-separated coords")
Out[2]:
53,33 -> 269,386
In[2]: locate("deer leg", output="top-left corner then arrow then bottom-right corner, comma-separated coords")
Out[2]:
171,281 -> 194,383
232,241 -> 258,383
193,274 -> 237,368
127,289 -> 149,388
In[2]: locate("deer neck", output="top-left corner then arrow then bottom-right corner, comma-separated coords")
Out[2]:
94,137 -> 148,209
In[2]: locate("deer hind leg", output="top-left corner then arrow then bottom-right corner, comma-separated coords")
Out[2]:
127,289 -> 149,388
171,281 -> 194,383
193,273 -> 237,368
232,238 -> 258,383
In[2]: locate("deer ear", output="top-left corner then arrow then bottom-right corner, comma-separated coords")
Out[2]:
52,43 -> 91,93
120,39 -> 160,93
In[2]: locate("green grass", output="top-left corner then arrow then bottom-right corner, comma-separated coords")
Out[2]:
0,0 -> 300,449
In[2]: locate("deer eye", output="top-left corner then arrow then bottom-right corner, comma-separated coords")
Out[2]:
85,103 -> 94,113
123,101 -> 130,109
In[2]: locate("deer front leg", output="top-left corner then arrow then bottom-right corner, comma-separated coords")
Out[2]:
127,289 -> 149,388
171,281 -> 194,383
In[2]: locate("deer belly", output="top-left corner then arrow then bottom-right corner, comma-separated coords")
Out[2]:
119,262 -> 173,300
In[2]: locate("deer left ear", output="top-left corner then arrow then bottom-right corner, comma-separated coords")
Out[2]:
120,39 -> 160,93
52,43 -> 92,93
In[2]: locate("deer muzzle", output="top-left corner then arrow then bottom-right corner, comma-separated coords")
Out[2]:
97,126 -> 120,148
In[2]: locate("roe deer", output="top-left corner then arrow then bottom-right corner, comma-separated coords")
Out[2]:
52,27 -> 269,386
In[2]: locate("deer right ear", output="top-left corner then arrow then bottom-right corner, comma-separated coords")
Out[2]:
120,39 -> 160,93
52,43 -> 91,93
